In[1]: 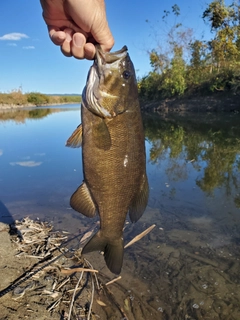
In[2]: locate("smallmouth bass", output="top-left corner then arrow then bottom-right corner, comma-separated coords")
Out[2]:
67,45 -> 149,274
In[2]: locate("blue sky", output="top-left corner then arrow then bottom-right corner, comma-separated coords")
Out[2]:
0,0 -> 230,94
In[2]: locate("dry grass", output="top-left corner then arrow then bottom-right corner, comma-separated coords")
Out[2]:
0,89 -> 81,106
0,217 -> 156,320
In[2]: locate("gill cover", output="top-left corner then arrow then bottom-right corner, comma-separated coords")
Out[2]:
83,46 -> 133,118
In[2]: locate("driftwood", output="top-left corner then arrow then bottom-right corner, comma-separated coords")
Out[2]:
1,217 -> 156,320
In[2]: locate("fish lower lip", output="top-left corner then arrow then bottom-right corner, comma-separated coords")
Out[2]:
100,91 -> 117,99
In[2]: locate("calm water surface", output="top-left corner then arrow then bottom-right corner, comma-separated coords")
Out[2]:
0,105 -> 240,319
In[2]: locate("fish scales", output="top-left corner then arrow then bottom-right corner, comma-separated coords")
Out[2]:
83,107 -> 144,235
67,45 -> 149,274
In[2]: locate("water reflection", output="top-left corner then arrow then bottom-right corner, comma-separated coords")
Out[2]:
130,112 -> 240,319
0,105 -> 76,123
144,112 -> 240,196
0,107 -> 240,319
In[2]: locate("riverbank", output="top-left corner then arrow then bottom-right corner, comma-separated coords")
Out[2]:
0,91 -> 81,110
0,103 -> 35,110
0,102 -> 79,110
1,92 -> 240,113
141,92 -> 240,113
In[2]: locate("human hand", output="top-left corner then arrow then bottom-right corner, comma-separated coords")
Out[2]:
40,0 -> 114,60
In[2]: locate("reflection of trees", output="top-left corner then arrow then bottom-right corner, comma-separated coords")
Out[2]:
196,143 -> 237,193
234,195 -> 240,208
145,117 -> 184,162
28,109 -> 52,119
166,159 -> 188,181
0,108 -> 60,123
144,113 -> 240,196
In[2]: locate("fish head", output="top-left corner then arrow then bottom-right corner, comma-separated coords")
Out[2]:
83,46 -> 138,118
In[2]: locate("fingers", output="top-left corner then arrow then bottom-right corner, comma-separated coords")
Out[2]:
84,43 -> 96,60
61,28 -> 73,57
48,27 -> 66,45
48,27 -> 97,60
49,27 -> 73,57
72,33 -> 96,60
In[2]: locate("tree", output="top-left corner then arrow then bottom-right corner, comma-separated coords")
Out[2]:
187,40 -> 209,84
203,0 -> 240,70
142,4 -> 192,99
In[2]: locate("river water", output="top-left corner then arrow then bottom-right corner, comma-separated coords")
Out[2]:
0,105 -> 240,319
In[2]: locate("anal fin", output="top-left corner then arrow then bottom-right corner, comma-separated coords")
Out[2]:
129,173 -> 149,223
70,182 -> 96,218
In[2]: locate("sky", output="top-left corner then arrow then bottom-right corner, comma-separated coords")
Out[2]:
0,0 -> 231,94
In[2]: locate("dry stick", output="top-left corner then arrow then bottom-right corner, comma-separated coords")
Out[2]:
61,267 -> 98,275
84,258 -> 100,291
47,297 -> 62,312
68,271 -> 84,320
105,276 -> 122,286
87,273 -> 95,320
55,277 -> 70,291
124,224 -> 156,249
80,230 -> 94,244
0,231 -> 87,297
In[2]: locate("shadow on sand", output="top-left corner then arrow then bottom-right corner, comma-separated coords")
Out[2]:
0,200 -> 15,225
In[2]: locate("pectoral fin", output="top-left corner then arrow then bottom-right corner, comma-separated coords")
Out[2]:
93,119 -> 111,150
70,182 -> 96,218
66,124 -> 82,148
129,173 -> 149,223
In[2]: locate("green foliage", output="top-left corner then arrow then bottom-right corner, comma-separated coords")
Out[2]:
58,95 -> 81,103
162,47 -> 186,96
27,92 -> 50,105
202,0 -> 230,30
138,72 -> 163,100
0,90 -> 81,106
139,1 -> 240,101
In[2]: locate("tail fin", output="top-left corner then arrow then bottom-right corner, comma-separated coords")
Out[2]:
81,231 -> 124,275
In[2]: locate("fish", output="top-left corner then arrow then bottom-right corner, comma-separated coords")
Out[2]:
66,45 -> 149,274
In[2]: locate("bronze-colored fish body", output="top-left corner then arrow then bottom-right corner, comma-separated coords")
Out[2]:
67,46 -> 148,274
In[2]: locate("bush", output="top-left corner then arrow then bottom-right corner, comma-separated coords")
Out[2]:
27,92 -> 50,105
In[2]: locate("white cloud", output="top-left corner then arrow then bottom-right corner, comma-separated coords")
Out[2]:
0,33 -> 29,41
23,46 -> 35,50
7,43 -> 17,47
0,149 -> 3,156
10,161 -> 42,167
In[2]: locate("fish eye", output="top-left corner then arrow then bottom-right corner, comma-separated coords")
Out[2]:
122,70 -> 131,79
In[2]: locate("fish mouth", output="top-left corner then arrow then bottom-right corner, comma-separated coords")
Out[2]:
83,46 -> 128,118
96,45 -> 128,67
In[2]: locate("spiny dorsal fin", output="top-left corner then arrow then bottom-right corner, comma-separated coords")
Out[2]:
70,182 -> 96,218
129,173 -> 149,223
66,124 -> 82,148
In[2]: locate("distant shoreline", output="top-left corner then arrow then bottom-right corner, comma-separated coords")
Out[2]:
0,102 -> 79,110
141,92 -> 240,113
1,92 -> 240,113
